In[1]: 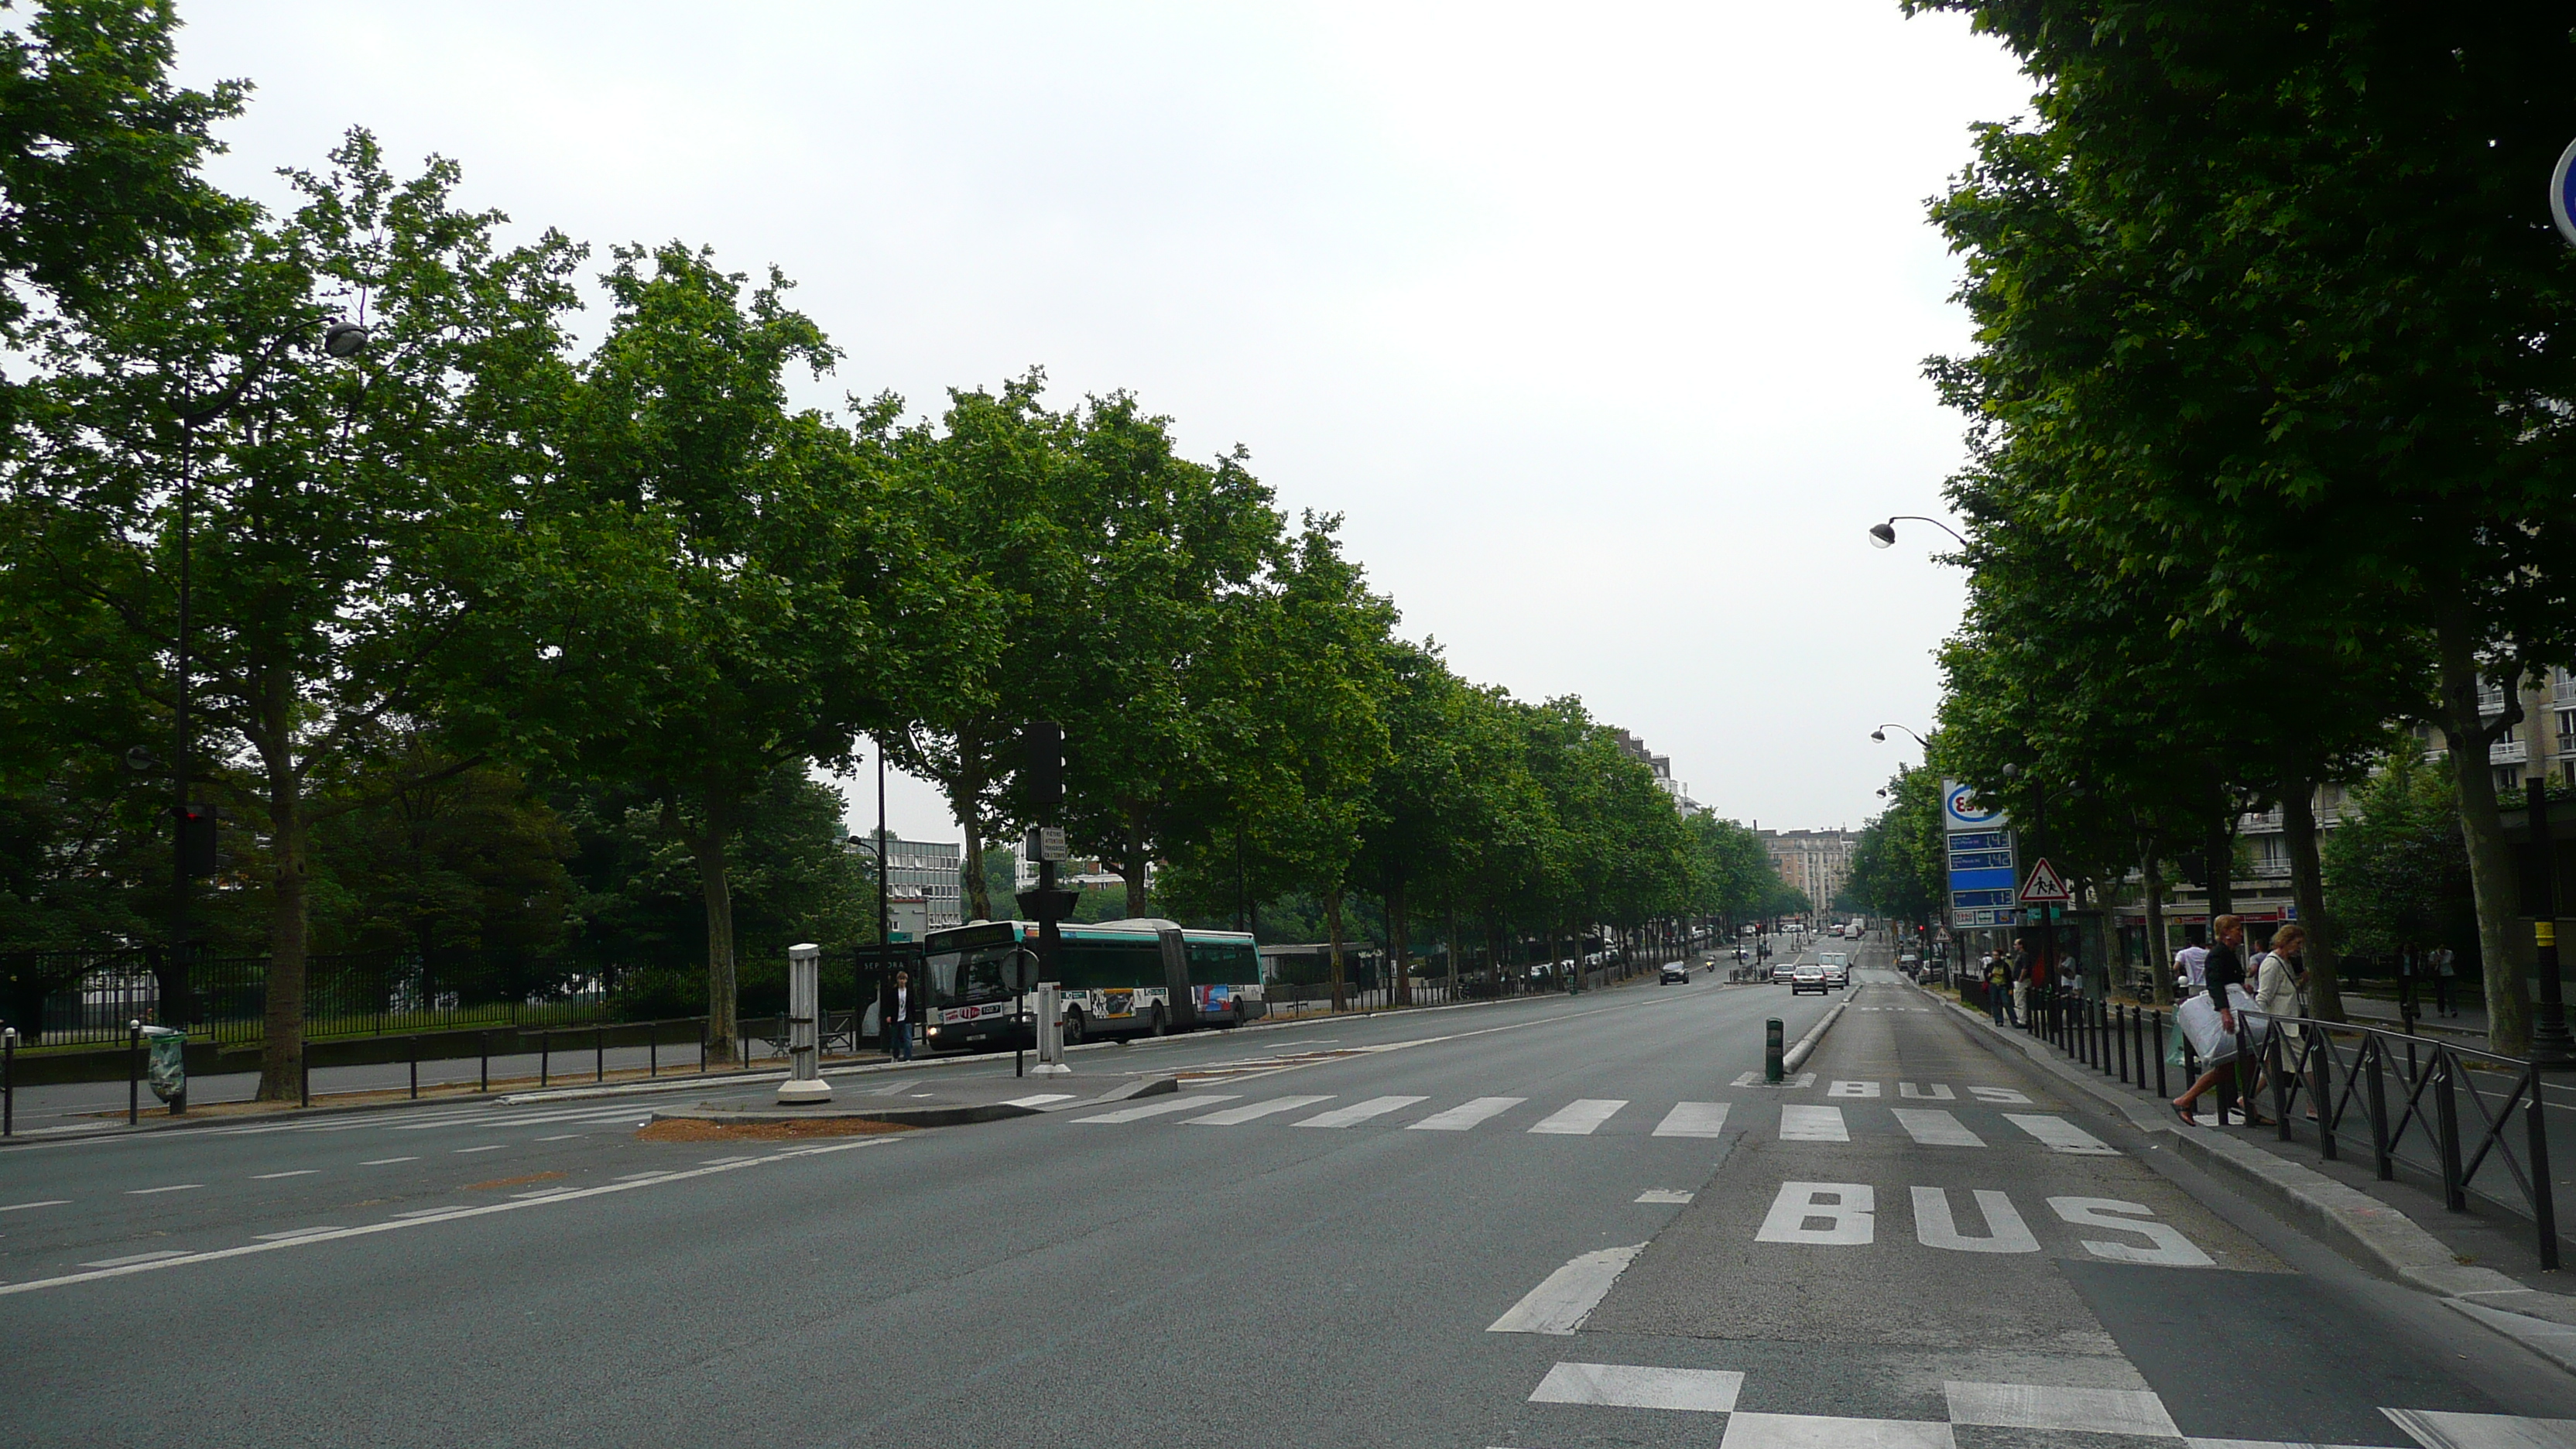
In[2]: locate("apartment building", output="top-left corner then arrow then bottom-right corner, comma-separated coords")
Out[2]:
1763,828 -> 1855,913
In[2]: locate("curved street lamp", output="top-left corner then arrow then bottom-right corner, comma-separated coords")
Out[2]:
1870,723 -> 1929,747
1868,515 -> 1970,550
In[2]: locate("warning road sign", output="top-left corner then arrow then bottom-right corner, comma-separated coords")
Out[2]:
2019,858 -> 2071,904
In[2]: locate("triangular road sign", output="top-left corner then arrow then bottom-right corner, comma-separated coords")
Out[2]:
2019,858 -> 2071,903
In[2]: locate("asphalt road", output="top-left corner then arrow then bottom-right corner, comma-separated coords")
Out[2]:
7,943 -> 2574,1448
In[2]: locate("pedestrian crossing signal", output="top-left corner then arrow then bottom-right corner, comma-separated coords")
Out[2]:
1024,721 -> 1064,807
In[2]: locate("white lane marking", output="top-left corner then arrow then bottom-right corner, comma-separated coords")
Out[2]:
1296,1095 -> 1427,1129
697,1156 -> 760,1166
2049,1197 -> 2214,1267
2005,1115 -> 2119,1156
1892,1109 -> 1984,1148
1410,1096 -> 1525,1131
534,1134 -> 583,1141
1071,1094 -> 1238,1124
1,1201 -> 70,1213
1945,1381 -> 2177,1438
1001,1093 -> 1076,1108
1778,1105 -> 1848,1142
358,1157 -> 418,1166
1898,1082 -> 1955,1101
2379,1408 -> 2576,1448
1653,1102 -> 1730,1139
1530,1362 -> 1741,1412
1756,1182 -> 1873,1245
78,1250 -> 191,1268
1911,1188 -> 2038,1254
453,1146 -> 506,1155
1732,1072 -> 1815,1088
615,1171 -> 671,1181
1968,1086 -> 2032,1105
1636,1190 -> 1694,1204
1715,1411 -> 1955,1447
125,1184 -> 203,1196
0,1138 -> 894,1297
1828,1080 -> 1881,1098
250,1170 -> 319,1180
1187,1095 -> 1332,1125
253,1227 -> 345,1241
1529,1099 -> 1627,1136
1486,1245 -> 1645,1334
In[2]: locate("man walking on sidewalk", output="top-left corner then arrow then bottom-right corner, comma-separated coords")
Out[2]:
889,970 -> 916,1062
2430,943 -> 2458,1018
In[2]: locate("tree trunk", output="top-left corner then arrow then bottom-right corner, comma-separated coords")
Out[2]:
2142,836 -> 2172,1009
255,747 -> 310,1101
2434,610 -> 2530,1054
2281,782 -> 2345,1023
1122,810 -> 1151,920
1326,888 -> 1347,1012
686,800 -> 738,1064
956,745 -> 991,922
1446,896 -> 1461,1002
2204,813 -> 2235,920
1388,875 -> 1410,1006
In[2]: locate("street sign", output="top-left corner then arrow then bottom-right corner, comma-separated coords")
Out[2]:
2554,135 -> 2576,248
2019,858 -> 2071,904
1026,825 -> 1067,862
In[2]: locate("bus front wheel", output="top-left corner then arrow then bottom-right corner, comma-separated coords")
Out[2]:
1063,1009 -> 1086,1047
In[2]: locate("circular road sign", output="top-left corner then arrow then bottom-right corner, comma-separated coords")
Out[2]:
2554,135 -> 2576,248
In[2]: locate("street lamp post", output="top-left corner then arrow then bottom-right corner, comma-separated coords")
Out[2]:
1867,516 -> 1970,551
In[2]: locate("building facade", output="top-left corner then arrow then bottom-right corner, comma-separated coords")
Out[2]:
1762,828 -> 1855,914
854,834 -> 964,933
1610,728 -> 1708,816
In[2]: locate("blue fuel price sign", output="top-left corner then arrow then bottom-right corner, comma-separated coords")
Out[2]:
2554,136 -> 2576,248
1944,782 -> 2019,928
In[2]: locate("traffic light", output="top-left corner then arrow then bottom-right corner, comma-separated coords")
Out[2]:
177,806 -> 218,876
1024,721 -> 1064,807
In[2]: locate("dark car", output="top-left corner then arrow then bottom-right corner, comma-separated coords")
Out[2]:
1660,963 -> 1689,985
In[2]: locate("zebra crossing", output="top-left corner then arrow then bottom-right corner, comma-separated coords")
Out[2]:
1064,1089 -> 2116,1151
1514,1361 -> 2574,1448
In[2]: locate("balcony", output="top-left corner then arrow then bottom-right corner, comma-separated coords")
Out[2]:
2492,738 -> 2529,765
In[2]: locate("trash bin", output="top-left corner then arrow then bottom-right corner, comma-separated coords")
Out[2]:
142,1026 -> 187,1109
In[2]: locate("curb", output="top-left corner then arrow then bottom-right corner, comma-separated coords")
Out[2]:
1782,999 -> 1849,1074
1917,981 -> 2576,1374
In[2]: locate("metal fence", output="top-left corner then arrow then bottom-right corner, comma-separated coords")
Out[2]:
5,949 -> 608,1050
2015,985 -> 2565,1271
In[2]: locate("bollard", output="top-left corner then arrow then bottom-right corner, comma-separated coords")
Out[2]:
596,1023 -> 606,1083
299,1052 -> 310,1109
540,1033 -> 550,1088
128,1019 -> 142,1125
1765,1018 -> 1785,1084
779,944 -> 830,1105
479,1031 -> 491,1094
2,1025 -> 14,1137
1033,981 -> 1070,1075
649,1021 -> 659,1078
409,1036 -> 420,1099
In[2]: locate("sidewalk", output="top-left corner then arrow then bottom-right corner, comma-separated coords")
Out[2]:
1922,979 -> 2576,1375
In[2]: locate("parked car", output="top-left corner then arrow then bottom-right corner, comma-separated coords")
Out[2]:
1792,963 -> 1828,995
1660,962 -> 1690,985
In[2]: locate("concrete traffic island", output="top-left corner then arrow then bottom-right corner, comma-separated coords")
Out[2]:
642,1071 -> 1180,1137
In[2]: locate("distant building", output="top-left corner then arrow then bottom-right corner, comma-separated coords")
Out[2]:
1609,728 -> 1709,816
1762,828 -> 1855,912
852,834 -> 964,933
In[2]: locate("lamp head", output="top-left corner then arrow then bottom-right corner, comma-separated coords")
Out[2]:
1868,521 -> 1897,549
2002,762 -> 2021,780
321,321 -> 371,359
1869,728 -> 1887,743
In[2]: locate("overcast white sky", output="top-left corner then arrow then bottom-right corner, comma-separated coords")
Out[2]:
172,2 -> 2030,844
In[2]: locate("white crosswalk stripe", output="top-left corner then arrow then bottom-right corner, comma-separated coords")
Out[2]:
1653,1102 -> 1730,1139
1072,1094 -> 1238,1123
1185,1095 -> 1331,1125
1294,1095 -> 1427,1128
1890,1108 -> 1983,1148
1409,1096 -> 1525,1131
1778,1105 -> 1848,1142
1529,1099 -> 1627,1135
2003,1114 -> 2119,1156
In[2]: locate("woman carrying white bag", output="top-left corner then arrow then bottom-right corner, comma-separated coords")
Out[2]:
2170,914 -> 2271,1127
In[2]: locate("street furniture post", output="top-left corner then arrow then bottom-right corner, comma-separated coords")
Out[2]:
778,942 -> 830,1105
1034,981 -> 1070,1075
2525,779 -> 2574,1064
142,1025 -> 187,1115
127,1019 -> 141,1124
1765,1018 -> 1784,1084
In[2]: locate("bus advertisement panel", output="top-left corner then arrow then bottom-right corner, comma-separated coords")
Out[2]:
920,919 -> 1262,1051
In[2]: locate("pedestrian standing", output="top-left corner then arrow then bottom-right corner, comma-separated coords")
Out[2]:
889,969 -> 916,1062
2430,943 -> 2458,1018
2174,929 -> 2209,998
2011,934 -> 2036,1028
2173,914 -> 2264,1125
1985,951 -> 2012,1026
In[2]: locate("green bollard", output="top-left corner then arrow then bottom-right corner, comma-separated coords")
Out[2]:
1766,1018 -> 1785,1084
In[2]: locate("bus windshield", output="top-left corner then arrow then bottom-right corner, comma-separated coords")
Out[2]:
927,945 -> 1021,1006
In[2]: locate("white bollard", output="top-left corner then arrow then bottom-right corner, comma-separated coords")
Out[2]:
1032,981 -> 1070,1075
777,942 -> 831,1105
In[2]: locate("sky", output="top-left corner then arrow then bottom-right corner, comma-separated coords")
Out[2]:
169,1 -> 2032,845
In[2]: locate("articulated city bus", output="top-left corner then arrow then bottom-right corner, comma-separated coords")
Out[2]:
919,917 -> 1262,1052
